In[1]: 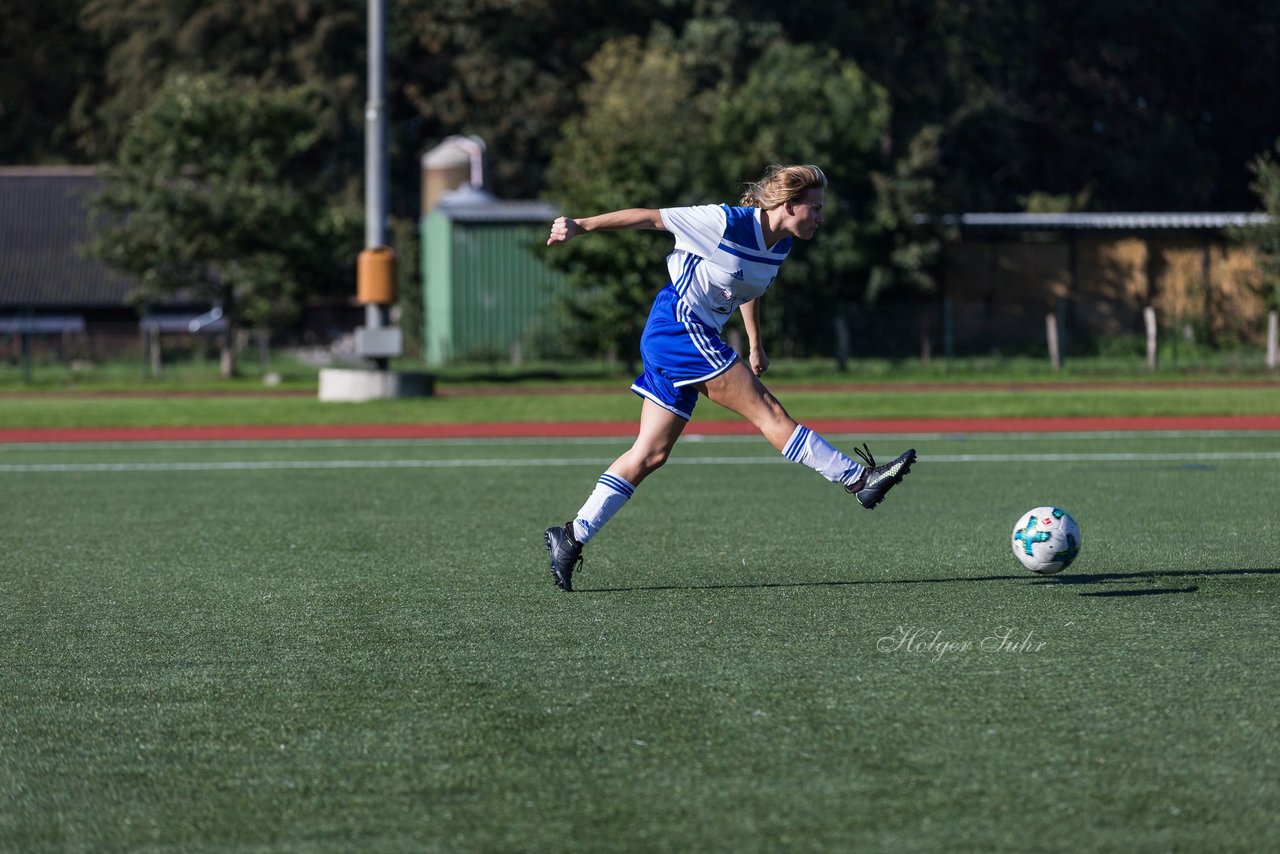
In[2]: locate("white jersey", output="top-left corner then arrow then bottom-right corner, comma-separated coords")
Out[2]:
658,204 -> 792,332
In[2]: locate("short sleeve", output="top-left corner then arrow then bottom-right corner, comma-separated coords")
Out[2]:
659,205 -> 725,259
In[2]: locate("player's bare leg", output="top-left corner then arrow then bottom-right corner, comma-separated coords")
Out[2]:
699,361 -> 796,450
606,399 -> 689,486
545,400 -> 687,591
700,360 -> 915,509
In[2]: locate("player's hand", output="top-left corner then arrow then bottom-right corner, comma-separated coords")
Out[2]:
750,346 -> 769,376
547,216 -> 580,246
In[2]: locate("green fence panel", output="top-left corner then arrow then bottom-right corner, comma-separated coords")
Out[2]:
422,212 -> 570,367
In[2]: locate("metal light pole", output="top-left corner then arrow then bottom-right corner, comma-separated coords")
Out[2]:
366,0 -> 387,265
319,0 -> 438,400
354,0 -> 401,370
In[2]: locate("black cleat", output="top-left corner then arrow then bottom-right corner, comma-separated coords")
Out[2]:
544,521 -> 583,592
845,445 -> 916,509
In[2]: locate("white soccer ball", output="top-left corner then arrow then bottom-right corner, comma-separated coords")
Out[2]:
1011,506 -> 1081,575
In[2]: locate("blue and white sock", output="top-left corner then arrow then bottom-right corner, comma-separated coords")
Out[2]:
781,425 -> 864,487
571,472 -> 636,544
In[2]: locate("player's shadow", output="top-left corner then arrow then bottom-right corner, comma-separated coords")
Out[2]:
581,567 -> 1279,597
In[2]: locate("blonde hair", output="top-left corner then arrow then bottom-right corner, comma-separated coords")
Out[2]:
739,164 -> 827,209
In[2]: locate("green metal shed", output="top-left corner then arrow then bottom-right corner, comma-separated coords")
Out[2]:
422,194 -> 569,367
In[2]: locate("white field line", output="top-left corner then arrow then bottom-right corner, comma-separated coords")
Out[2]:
2,451 -> 1280,474
1,428 -> 1278,452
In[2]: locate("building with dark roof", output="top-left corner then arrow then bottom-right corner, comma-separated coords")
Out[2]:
0,166 -> 137,312
0,166 -> 240,368
0,166 -> 142,365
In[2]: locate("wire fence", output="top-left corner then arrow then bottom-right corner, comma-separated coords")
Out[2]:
3,297 -> 1276,383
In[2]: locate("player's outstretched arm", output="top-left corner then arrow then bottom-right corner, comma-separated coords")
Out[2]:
546,209 -> 666,246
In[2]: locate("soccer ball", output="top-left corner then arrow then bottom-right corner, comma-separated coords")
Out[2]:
1011,507 -> 1081,575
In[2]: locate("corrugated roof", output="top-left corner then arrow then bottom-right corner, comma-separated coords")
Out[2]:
944,212 -> 1271,231
0,167 -> 137,308
434,187 -> 559,223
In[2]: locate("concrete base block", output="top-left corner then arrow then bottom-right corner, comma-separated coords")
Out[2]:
317,368 -> 435,402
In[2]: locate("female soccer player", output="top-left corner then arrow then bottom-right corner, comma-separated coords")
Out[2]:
543,164 -> 916,591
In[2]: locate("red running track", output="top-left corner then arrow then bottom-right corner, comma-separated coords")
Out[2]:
2,415 -> 1279,443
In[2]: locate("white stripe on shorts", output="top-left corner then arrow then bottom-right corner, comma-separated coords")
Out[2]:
674,298 -> 732,376
630,383 -> 694,419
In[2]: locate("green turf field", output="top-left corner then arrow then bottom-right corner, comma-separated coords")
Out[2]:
3,430 -> 1279,851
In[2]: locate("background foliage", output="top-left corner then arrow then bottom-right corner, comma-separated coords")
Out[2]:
6,0 -> 1280,362
87,73 -> 360,377
1233,141 -> 1280,311
11,0 -> 1276,212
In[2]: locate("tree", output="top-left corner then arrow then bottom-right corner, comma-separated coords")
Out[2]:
89,73 -> 360,377
543,31 -> 718,370
76,0 -> 685,208
399,0 -> 688,201
78,0 -> 364,164
710,42 -> 894,358
1233,139 -> 1280,311
545,30 -> 931,364
0,0 -> 102,162
12,0 -> 1280,213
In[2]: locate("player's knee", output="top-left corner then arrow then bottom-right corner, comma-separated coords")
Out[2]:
623,442 -> 671,476
642,446 -> 670,473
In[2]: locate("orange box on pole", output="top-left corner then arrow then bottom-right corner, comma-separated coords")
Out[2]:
357,246 -> 397,305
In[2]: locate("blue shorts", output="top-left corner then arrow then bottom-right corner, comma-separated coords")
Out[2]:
630,285 -> 738,420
